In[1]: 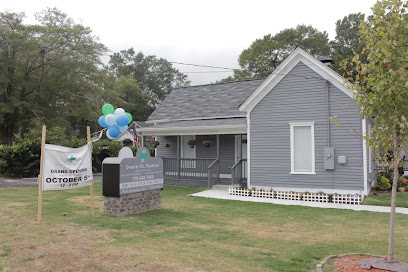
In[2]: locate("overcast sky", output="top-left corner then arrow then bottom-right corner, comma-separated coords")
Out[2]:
2,0 -> 377,85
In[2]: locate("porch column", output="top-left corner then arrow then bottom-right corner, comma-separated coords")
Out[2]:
239,134 -> 243,182
142,136 -> 145,147
177,135 -> 181,180
239,134 -> 242,160
216,134 -> 220,179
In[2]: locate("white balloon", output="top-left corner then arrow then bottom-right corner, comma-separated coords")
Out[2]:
119,125 -> 128,133
105,114 -> 116,126
114,108 -> 126,117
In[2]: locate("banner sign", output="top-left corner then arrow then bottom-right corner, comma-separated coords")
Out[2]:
119,147 -> 163,195
42,144 -> 93,191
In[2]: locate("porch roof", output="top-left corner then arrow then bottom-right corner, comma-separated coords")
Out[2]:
138,117 -> 247,136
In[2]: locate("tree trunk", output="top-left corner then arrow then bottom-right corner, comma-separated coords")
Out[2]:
2,122 -> 14,146
387,124 -> 399,262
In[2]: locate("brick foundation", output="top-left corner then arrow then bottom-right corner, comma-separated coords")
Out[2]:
104,189 -> 161,216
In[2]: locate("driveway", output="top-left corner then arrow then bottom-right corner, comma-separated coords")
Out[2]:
0,173 -> 102,188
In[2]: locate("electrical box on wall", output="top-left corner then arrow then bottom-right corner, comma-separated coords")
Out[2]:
338,156 -> 347,165
324,147 -> 335,170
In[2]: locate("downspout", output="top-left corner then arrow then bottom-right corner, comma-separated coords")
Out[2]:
326,80 -> 331,147
326,80 -> 335,192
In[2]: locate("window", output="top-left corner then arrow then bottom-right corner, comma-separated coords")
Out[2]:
290,122 -> 315,174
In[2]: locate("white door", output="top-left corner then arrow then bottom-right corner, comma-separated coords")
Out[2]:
182,135 -> 196,168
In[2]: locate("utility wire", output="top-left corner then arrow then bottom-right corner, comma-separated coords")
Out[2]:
170,61 -> 237,71
181,71 -> 234,74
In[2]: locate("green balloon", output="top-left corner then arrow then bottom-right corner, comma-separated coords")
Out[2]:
126,113 -> 132,124
102,104 -> 114,115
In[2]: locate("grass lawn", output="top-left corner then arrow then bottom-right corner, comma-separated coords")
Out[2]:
0,184 -> 408,272
362,189 -> 408,208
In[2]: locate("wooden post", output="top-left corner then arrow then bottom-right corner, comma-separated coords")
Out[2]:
216,134 -> 220,180
37,125 -> 46,222
88,126 -> 95,217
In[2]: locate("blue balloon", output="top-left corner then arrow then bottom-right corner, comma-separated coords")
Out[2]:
98,115 -> 109,128
106,129 -> 115,140
108,126 -> 120,138
116,115 -> 128,127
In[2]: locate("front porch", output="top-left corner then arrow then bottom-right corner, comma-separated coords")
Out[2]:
153,134 -> 247,189
137,116 -> 249,189
162,157 -> 247,188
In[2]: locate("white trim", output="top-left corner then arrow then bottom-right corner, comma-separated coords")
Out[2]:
362,119 -> 368,195
234,135 -> 248,162
138,124 -> 247,136
290,122 -> 316,174
230,185 -> 364,196
146,114 -> 245,124
247,112 -> 251,187
239,47 -> 354,114
368,124 -> 372,173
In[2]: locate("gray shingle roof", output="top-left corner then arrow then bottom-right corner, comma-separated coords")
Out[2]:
147,79 -> 264,121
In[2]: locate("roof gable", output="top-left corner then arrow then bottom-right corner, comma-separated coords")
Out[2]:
147,79 -> 264,122
239,47 -> 353,113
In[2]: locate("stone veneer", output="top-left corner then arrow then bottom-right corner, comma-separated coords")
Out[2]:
104,189 -> 161,216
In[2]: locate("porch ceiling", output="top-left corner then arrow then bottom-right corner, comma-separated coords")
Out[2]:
138,117 -> 247,136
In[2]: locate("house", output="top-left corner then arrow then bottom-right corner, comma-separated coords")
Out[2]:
138,48 -> 376,196
114,121 -> 153,147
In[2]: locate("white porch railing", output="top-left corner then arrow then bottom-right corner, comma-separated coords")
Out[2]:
163,157 -> 216,180
230,159 -> 247,185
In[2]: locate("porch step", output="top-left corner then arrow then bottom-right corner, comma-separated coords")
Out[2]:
211,185 -> 229,191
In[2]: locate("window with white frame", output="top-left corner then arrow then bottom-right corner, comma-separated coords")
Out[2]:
290,122 -> 315,174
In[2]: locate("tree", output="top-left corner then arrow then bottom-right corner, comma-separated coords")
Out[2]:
330,13 -> 366,73
342,0 -> 408,262
108,48 -> 190,106
0,8 -> 107,145
113,76 -> 153,121
225,24 -> 331,81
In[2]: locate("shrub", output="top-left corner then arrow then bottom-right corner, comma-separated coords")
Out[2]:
92,139 -> 123,173
0,136 -> 41,178
377,176 -> 391,190
0,127 -> 145,177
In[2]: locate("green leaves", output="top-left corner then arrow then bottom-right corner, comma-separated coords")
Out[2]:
108,49 -> 190,106
344,1 -> 408,260
0,9 -> 108,145
231,24 -> 331,80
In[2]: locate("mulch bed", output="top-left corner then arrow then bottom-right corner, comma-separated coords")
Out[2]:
330,255 -> 389,272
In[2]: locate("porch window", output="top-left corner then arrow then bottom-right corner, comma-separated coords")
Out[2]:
290,122 -> 315,174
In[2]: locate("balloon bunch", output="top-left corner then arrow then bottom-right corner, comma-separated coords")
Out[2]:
98,104 -> 132,139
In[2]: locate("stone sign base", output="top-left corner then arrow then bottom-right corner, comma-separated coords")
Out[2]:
104,189 -> 161,216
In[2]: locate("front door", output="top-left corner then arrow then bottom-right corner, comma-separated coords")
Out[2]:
235,135 -> 247,162
182,135 -> 196,168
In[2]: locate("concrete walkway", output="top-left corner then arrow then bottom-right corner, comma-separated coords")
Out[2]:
190,187 -> 408,215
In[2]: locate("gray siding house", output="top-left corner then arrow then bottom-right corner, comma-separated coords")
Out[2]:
139,48 -> 375,195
